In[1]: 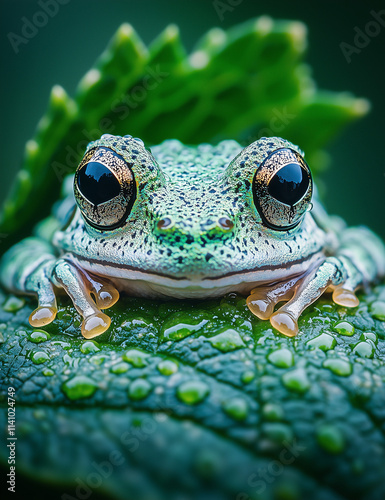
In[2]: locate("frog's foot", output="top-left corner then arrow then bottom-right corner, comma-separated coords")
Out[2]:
246,275 -> 303,320
331,257 -> 360,308
80,268 -> 120,310
25,262 -> 58,328
247,257 -> 347,337
52,258 -> 119,339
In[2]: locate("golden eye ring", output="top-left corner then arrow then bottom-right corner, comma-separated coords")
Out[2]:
74,147 -> 136,230
252,148 -> 313,230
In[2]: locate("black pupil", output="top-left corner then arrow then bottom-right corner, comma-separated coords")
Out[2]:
77,162 -> 121,205
268,163 -> 309,206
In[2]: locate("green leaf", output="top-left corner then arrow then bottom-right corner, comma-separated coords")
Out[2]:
0,17 -> 368,249
1,285 -> 385,499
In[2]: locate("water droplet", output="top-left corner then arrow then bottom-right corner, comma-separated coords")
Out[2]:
110,362 -> 130,374
51,341 -> 71,350
121,317 -> 151,329
207,329 -> 245,352
128,378 -> 152,400
122,349 -> 150,367
370,301 -> 385,321
333,321 -> 355,336
31,351 -> 49,364
33,409 -> 46,420
361,332 -> 377,345
241,370 -> 255,384
307,333 -> 336,351
222,397 -> 248,421
62,375 -> 98,400
2,296 -> 25,312
90,354 -> 107,365
263,422 -> 293,444
351,458 -> 365,475
177,380 -> 210,405
323,358 -> 352,376
194,450 -> 221,479
316,424 -> 345,454
282,368 -> 310,393
262,403 -> 284,421
80,340 -> 100,354
162,317 -> 208,341
42,368 -> 54,377
267,348 -> 294,368
29,330 -> 50,343
63,353 -> 72,364
353,341 -> 374,358
157,359 -> 178,376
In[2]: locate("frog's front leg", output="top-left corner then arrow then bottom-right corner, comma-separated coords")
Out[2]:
52,257 -> 119,339
247,226 -> 385,337
0,237 -> 58,327
268,257 -> 345,337
0,238 -> 119,338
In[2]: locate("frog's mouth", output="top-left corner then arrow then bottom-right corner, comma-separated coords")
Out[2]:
71,252 -> 323,299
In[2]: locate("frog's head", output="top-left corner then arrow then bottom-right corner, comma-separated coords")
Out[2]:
64,134 -> 324,297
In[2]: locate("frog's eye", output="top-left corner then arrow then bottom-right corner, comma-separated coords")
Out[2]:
74,147 -> 136,230
252,148 -> 312,230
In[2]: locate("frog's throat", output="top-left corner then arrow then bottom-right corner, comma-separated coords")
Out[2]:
68,252 -> 324,299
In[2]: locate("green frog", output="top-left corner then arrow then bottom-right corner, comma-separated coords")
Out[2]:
1,135 -> 384,339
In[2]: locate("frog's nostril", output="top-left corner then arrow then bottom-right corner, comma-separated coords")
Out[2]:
218,217 -> 234,231
157,217 -> 174,231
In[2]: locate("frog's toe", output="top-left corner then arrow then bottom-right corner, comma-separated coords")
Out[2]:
81,270 -> 120,310
332,285 -> 359,308
246,276 -> 302,320
52,258 -> 113,338
82,312 -> 111,339
25,261 -> 58,328
329,256 -> 361,308
270,310 -> 298,337
29,306 -> 57,327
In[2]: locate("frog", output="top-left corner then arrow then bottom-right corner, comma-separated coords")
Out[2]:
1,134 -> 384,339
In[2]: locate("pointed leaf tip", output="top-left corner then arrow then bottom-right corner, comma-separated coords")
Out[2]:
50,85 -> 68,106
117,23 -> 134,39
352,98 -> 370,116
288,21 -> 307,51
189,50 -> 210,69
255,16 -> 274,34
164,24 -> 179,40
206,27 -> 227,47
25,140 -> 38,158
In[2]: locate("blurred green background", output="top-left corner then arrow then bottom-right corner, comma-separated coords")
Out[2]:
1,0 -> 384,238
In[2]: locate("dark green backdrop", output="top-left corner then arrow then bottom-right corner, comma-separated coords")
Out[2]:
1,0 -> 384,237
